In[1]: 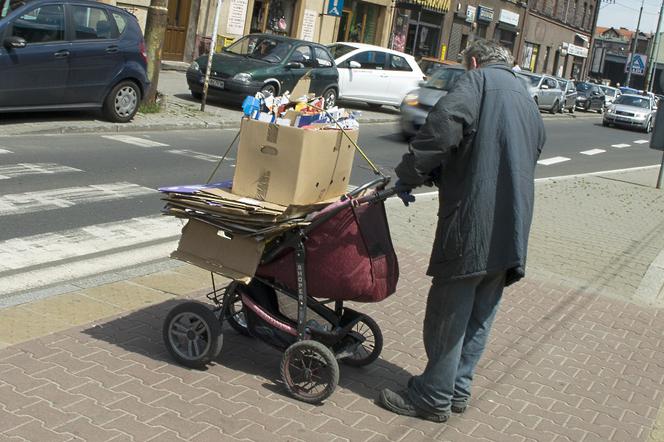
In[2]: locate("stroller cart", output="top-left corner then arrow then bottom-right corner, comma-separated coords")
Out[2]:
162,177 -> 399,403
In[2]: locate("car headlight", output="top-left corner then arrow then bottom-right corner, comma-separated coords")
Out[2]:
577,96 -> 587,101
403,93 -> 418,107
606,106 -> 615,114
188,61 -> 200,72
634,113 -> 648,120
233,73 -> 252,83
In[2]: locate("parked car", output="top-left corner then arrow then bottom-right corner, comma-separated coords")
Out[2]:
555,78 -> 577,113
328,42 -> 425,109
418,57 -> 463,78
0,0 -> 149,122
575,82 -> 605,112
518,72 -> 563,113
187,34 -> 339,106
400,65 -> 466,139
600,85 -> 620,107
603,93 -> 657,132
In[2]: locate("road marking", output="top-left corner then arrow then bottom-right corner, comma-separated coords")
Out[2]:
0,148 -> 12,154
0,163 -> 81,180
612,143 -> 631,148
634,139 -> 650,144
535,164 -> 660,182
537,156 -> 571,166
580,149 -> 606,156
167,149 -> 231,163
0,216 -> 183,295
0,182 -> 156,216
102,135 -> 169,147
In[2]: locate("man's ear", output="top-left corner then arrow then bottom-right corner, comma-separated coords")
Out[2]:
470,57 -> 478,70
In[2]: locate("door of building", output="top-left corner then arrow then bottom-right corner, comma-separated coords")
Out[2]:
163,0 -> 191,61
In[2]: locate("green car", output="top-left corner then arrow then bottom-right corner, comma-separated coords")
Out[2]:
187,34 -> 339,107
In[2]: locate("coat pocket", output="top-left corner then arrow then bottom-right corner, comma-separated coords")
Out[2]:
434,203 -> 462,262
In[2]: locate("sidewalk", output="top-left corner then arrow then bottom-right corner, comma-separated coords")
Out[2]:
0,70 -> 595,136
0,169 -> 663,441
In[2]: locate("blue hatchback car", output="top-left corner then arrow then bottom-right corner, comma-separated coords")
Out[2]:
0,0 -> 149,122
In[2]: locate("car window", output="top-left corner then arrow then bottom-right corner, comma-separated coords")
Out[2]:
345,51 -> 386,70
72,5 -> 116,40
112,12 -> 127,34
546,78 -> 557,89
289,45 -> 314,68
614,95 -> 651,109
314,46 -> 333,68
388,54 -> 412,72
225,35 -> 292,64
521,74 -> 541,87
327,43 -> 356,59
424,68 -> 465,91
11,4 -> 65,44
576,83 -> 591,92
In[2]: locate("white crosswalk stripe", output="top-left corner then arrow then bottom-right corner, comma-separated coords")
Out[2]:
537,156 -> 571,166
633,139 -> 650,144
0,182 -> 156,216
102,135 -> 169,147
612,143 -> 631,148
0,163 -> 81,180
167,149 -> 231,163
580,149 -> 606,156
0,216 -> 183,296
0,148 -> 12,154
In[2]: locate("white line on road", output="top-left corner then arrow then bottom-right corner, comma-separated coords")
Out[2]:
0,182 -> 156,216
633,139 -> 650,144
611,143 -> 631,148
0,215 -> 184,295
0,148 -> 12,154
0,163 -> 81,180
102,135 -> 169,147
537,156 -> 571,166
580,149 -> 606,156
167,149 -> 232,163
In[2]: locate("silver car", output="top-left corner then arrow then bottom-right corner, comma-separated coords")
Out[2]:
603,94 -> 657,133
400,66 -> 466,138
600,86 -> 620,107
555,78 -> 577,114
518,72 -> 563,113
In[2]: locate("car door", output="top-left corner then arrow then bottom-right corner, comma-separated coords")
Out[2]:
337,50 -> 387,102
545,77 -> 558,106
592,86 -> 605,109
0,3 -> 69,108
311,46 -> 336,95
66,3 -> 124,104
284,44 -> 315,96
385,53 -> 421,106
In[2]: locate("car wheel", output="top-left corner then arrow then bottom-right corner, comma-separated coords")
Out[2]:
570,105 -> 575,114
602,120 -> 608,127
260,83 -> 278,97
645,118 -> 653,133
549,101 -> 559,114
103,80 -> 140,123
322,88 -> 337,109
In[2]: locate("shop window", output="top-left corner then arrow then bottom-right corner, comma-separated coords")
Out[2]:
342,51 -> 386,69
314,47 -> 334,67
477,23 -> 488,39
521,42 -> 539,72
388,54 -> 412,72
250,0 -> 295,36
337,0 -> 381,45
289,45 -> 314,68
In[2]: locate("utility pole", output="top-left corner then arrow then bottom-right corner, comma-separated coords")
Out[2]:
200,0 -> 222,112
143,0 -> 169,104
647,0 -> 664,92
625,0 -> 645,88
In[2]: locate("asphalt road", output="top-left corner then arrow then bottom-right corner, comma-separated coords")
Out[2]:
0,114 -> 662,301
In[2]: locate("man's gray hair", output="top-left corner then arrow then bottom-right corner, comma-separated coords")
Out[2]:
463,39 -> 513,67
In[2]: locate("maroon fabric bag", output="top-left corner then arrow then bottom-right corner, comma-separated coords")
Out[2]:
255,200 -> 399,303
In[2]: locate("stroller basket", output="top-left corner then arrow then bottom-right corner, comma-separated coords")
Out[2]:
256,191 -> 399,303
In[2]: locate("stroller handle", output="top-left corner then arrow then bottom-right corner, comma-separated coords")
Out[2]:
355,187 -> 398,204
344,176 -> 391,200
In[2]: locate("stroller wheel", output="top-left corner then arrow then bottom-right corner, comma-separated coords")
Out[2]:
163,301 -> 223,369
342,315 -> 383,367
281,340 -> 339,404
224,289 -> 250,336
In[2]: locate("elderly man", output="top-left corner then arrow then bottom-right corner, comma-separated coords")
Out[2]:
378,39 -> 546,422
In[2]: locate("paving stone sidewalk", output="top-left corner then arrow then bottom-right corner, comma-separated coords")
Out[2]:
0,169 -> 663,441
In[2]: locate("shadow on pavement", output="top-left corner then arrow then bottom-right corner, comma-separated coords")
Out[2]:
338,101 -> 400,115
0,110 -> 104,125
82,298 -> 412,403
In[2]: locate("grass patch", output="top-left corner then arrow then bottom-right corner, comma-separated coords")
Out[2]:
139,92 -> 164,114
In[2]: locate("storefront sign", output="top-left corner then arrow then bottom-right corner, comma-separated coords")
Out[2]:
563,42 -> 588,58
498,9 -> 519,27
226,0 -> 248,36
466,5 -> 476,23
477,6 -> 493,22
625,53 -> 647,75
301,9 -> 317,42
327,0 -> 344,16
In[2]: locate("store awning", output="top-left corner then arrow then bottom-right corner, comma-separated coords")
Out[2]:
576,33 -> 590,43
396,0 -> 450,13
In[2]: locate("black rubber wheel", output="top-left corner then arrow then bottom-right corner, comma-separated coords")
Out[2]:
191,91 -> 202,100
341,315 -> 383,367
597,107 -> 603,114
549,101 -> 559,114
163,301 -> 223,369
645,118 -> 653,133
367,103 -> 382,110
281,340 -> 339,404
602,120 -> 608,127
224,289 -> 250,336
323,88 -> 337,109
103,80 -> 140,123
260,83 -> 277,97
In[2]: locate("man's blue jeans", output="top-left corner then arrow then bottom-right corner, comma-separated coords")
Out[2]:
408,272 -> 505,414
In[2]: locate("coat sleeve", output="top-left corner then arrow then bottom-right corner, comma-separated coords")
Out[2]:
395,71 -> 483,187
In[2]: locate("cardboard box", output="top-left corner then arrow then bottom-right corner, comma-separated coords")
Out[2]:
232,118 -> 358,206
290,76 -> 311,98
171,219 -> 265,283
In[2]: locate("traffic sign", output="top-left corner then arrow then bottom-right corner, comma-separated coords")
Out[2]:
326,0 -> 344,16
625,53 -> 647,76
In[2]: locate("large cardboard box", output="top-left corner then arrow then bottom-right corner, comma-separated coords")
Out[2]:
232,119 -> 358,206
171,219 -> 265,283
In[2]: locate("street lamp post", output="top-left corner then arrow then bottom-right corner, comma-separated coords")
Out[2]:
625,0 -> 646,88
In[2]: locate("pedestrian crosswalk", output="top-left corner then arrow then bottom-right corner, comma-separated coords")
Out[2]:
0,163 -> 81,179
538,138 -> 651,166
101,134 -> 169,147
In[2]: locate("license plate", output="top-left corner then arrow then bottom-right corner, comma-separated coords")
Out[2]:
208,78 -> 224,89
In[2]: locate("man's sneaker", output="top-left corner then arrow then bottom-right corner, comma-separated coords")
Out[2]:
377,388 -> 449,423
407,377 -> 468,414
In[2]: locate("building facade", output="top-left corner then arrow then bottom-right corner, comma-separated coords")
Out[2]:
518,0 -> 599,80
590,27 -> 653,90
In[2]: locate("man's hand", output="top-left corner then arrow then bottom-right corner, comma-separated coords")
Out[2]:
395,180 -> 416,207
